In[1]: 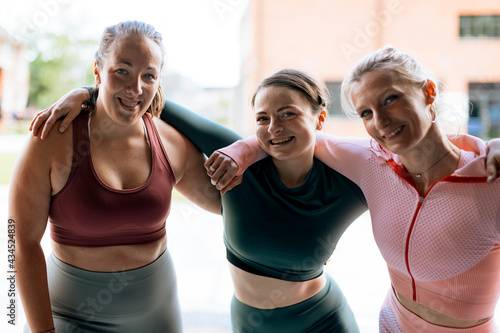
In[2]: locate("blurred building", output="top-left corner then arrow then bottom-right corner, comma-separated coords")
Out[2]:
0,25 -> 29,123
162,72 -> 237,129
236,0 -> 500,139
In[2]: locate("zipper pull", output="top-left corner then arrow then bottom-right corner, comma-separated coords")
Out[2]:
419,196 -> 424,202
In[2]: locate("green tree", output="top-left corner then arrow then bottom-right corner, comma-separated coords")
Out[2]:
28,33 -> 95,109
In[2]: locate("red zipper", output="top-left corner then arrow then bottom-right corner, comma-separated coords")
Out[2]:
386,159 -> 487,301
405,196 -> 422,300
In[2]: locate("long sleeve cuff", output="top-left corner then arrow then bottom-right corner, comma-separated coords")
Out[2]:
216,136 -> 268,176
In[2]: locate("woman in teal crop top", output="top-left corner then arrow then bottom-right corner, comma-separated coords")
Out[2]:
34,69 -> 367,332
10,21 -> 220,333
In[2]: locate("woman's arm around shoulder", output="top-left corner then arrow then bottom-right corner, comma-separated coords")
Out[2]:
447,134 -> 500,182
31,88 -> 89,139
314,132 -> 373,184
214,135 -> 267,176
210,133 -> 374,192
9,121 -> 73,332
153,118 -> 221,215
203,136 -> 266,193
160,100 -> 242,156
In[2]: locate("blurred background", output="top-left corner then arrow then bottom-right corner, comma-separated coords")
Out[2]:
1,0 -> 500,332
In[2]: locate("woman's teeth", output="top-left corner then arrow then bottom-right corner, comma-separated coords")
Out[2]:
385,126 -> 403,138
270,137 -> 293,144
120,98 -> 139,107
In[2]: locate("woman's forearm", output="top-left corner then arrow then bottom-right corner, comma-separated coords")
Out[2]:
16,244 -> 54,332
160,100 -> 242,156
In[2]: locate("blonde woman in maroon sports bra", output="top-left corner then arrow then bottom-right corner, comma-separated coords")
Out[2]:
9,21 -> 219,333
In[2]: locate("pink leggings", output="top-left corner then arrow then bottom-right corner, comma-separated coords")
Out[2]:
379,289 -> 498,333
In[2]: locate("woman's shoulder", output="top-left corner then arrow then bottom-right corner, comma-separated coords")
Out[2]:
28,119 -> 74,154
151,115 -> 200,175
152,115 -> 186,144
315,132 -> 377,161
313,133 -> 387,185
14,119 -> 74,186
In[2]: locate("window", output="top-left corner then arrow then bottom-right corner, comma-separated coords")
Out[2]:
325,81 -> 344,116
459,15 -> 500,38
468,82 -> 500,139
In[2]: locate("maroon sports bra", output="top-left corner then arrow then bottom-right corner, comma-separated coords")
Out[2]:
49,113 -> 175,247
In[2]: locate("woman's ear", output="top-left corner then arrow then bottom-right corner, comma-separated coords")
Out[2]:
424,79 -> 437,105
317,110 -> 327,130
94,62 -> 101,85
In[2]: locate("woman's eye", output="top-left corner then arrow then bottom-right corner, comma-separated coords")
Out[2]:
117,69 -> 127,75
384,95 -> 398,105
256,116 -> 268,122
144,74 -> 156,80
360,110 -> 372,118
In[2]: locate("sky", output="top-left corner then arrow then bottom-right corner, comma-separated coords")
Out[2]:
0,0 -> 249,87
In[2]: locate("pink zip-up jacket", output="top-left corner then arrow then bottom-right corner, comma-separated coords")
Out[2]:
218,133 -> 500,321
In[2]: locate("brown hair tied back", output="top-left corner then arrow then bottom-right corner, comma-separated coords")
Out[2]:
251,69 -> 330,115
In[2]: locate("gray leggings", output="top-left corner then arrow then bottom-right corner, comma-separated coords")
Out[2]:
231,274 -> 359,333
26,250 -> 182,333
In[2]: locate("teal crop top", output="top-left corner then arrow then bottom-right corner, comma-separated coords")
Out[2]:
161,101 -> 367,281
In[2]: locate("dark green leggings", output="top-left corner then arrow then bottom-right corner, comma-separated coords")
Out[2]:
230,274 -> 359,333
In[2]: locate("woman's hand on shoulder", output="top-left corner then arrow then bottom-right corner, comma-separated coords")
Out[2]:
30,88 -> 90,140
205,152 -> 242,195
486,139 -> 500,183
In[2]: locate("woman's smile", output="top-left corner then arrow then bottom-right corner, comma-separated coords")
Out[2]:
269,136 -> 294,145
118,97 -> 141,111
381,125 -> 404,140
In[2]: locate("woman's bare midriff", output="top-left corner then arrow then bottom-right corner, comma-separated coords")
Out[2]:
52,236 -> 167,272
395,289 -> 492,328
229,263 -> 326,309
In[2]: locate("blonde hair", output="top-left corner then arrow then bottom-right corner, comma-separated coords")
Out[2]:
340,46 -> 441,118
90,21 -> 165,117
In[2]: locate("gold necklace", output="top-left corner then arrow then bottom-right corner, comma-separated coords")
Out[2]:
405,148 -> 453,178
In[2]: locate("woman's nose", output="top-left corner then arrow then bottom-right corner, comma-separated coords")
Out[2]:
125,76 -> 143,95
374,110 -> 390,130
268,117 -> 284,134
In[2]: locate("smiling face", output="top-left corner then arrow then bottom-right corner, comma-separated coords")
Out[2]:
254,86 -> 323,163
351,69 -> 434,155
94,34 -> 162,127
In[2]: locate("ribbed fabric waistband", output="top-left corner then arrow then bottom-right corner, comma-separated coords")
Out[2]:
381,288 -> 498,332
50,249 -> 170,286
